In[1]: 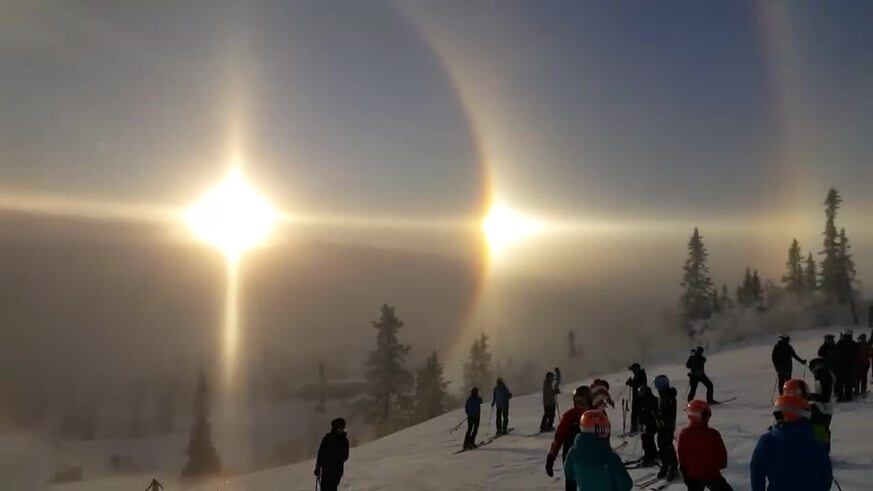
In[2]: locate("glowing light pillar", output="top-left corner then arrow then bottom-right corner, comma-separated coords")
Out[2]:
185,166 -> 279,397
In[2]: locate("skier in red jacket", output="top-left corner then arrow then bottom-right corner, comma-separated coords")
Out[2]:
677,400 -> 733,490
546,386 -> 592,491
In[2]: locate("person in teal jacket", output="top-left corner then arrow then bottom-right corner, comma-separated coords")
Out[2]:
563,410 -> 633,491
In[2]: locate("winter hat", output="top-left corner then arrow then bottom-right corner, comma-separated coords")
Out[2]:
686,400 -> 711,425
774,394 -> 810,422
783,379 -> 810,399
591,379 -> 612,408
579,410 -> 610,439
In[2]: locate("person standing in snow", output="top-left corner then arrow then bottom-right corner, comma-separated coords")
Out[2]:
546,386 -> 592,491
626,363 -> 648,434
636,385 -> 660,466
562,410 -> 633,491
654,375 -> 679,481
315,417 -> 350,491
491,378 -> 512,435
832,331 -> 857,402
817,334 -> 836,363
677,400 -> 732,491
808,358 -> 835,452
463,387 -> 483,449
554,367 -> 563,394
541,372 -> 558,432
854,333 -> 871,396
750,395 -> 832,491
686,347 -> 716,404
771,335 -> 806,395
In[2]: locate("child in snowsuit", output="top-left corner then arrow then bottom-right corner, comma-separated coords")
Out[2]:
677,400 -> 732,490
464,387 -> 483,449
654,375 -> 678,481
563,410 -> 633,491
750,395 -> 832,491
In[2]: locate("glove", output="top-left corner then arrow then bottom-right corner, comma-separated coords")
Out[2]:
802,359 -> 807,365
546,453 -> 556,477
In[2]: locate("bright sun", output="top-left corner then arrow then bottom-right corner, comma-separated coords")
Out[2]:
186,167 -> 279,260
482,201 -> 543,259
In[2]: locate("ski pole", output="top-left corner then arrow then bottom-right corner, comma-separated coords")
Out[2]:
449,416 -> 466,433
833,475 -> 843,491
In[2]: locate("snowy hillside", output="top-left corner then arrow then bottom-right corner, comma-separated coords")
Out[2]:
53,327 -> 872,490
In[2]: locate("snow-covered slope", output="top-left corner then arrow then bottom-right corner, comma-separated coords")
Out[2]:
53,328 -> 872,490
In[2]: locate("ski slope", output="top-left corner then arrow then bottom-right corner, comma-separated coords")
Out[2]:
53,327 -> 873,490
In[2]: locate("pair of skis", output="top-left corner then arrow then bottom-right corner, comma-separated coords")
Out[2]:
453,428 -> 515,453
635,473 -> 674,490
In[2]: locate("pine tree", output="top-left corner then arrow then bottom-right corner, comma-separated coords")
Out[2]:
680,228 -> 716,327
837,228 -> 858,303
463,333 -> 495,392
364,304 -> 413,428
736,268 -> 753,308
782,239 -> 805,293
413,351 -> 450,422
752,269 -> 763,308
719,284 -> 733,311
181,370 -> 221,478
804,253 -> 818,292
820,188 -> 845,301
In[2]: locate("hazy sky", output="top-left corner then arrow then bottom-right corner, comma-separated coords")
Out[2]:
3,1 -> 873,411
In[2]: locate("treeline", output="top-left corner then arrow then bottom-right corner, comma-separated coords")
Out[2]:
680,188 -> 861,336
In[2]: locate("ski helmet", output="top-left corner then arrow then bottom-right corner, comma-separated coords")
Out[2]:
774,394 -> 810,422
573,385 -> 591,407
628,363 -> 641,372
470,387 -> 479,397
579,410 -> 610,439
782,379 -> 809,398
686,400 -> 711,425
654,375 -> 670,391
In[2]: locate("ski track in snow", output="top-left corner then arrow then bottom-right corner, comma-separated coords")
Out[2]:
47,327 -> 873,490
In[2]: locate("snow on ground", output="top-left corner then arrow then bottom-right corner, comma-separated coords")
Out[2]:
51,327 -> 873,490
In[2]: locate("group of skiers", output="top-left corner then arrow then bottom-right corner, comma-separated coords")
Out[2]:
315,332 -> 862,490
812,329 -> 873,402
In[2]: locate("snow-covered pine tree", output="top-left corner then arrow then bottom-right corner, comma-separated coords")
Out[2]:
413,351 -> 450,422
782,239 -> 805,293
680,228 -> 716,331
463,333 -> 494,393
752,269 -> 763,308
364,304 -> 413,431
719,284 -> 734,311
182,370 -> 221,478
736,268 -> 752,308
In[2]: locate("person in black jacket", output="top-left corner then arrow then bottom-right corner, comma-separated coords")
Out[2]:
625,363 -> 648,433
686,347 -> 715,404
315,417 -> 350,491
772,335 -> 806,395
654,375 -> 678,481
491,378 -> 513,435
637,384 -> 659,466
832,331 -> 857,402
818,334 -> 836,362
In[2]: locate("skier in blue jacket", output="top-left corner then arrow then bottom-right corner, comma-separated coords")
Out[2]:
491,378 -> 513,435
463,387 -> 483,450
750,394 -> 832,491
563,410 -> 633,491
